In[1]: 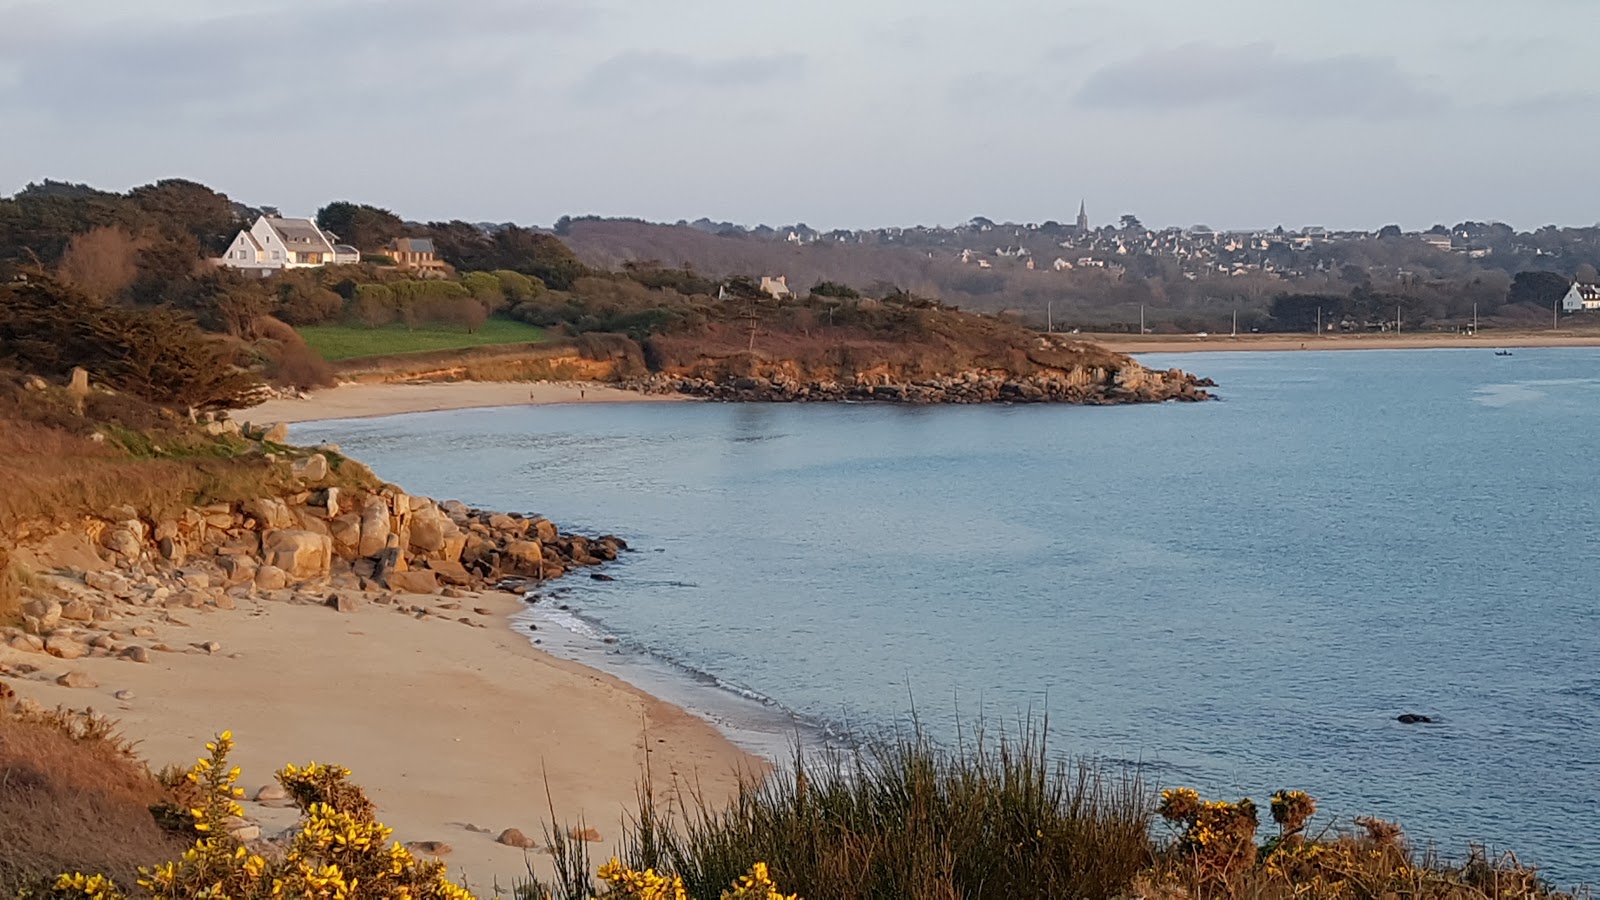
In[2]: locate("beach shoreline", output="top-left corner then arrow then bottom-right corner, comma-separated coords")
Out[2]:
1086,331 -> 1600,354
250,381 -> 684,425
2,578 -> 764,895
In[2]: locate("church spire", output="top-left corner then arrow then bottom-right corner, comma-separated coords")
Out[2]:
1076,199 -> 1089,233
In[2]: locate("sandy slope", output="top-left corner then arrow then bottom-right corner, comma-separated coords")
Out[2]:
3,587 -> 761,896
248,381 -> 682,425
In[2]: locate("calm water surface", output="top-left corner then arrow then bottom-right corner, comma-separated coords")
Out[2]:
298,349 -> 1600,883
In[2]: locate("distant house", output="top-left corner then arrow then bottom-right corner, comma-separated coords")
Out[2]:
385,237 -> 446,272
1052,257 -> 1073,272
218,216 -> 341,273
760,276 -> 793,300
1562,282 -> 1600,312
1421,234 -> 1454,252
332,244 -> 361,265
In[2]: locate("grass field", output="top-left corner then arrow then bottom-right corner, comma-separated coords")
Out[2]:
297,319 -> 548,361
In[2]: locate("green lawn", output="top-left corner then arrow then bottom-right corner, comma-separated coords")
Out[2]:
298,319 -> 548,361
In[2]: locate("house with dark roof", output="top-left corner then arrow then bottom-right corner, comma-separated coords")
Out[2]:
385,237 -> 446,271
1562,282 -> 1600,312
218,216 -> 344,273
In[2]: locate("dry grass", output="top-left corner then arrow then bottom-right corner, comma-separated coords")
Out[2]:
0,707 -> 186,896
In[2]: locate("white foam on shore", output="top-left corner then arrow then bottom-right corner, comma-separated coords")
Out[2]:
510,596 -> 841,763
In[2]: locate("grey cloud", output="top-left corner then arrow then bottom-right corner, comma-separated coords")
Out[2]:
572,51 -> 805,104
1075,43 -> 1447,119
1496,90 -> 1600,117
0,0 -> 594,125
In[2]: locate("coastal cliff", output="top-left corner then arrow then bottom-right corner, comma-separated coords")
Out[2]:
626,334 -> 1214,404
328,332 -> 1215,405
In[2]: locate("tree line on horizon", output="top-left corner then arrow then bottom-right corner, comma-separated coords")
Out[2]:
2,178 -> 1597,353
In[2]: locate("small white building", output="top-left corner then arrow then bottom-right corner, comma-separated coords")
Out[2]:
218,216 -> 350,273
1561,282 -> 1600,312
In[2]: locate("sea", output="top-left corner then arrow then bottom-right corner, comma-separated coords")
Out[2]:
294,348 -> 1600,885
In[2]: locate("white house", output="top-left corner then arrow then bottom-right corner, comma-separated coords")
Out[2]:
1562,282 -> 1600,312
218,216 -> 357,273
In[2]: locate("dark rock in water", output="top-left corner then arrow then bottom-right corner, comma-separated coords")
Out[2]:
590,573 -> 615,582
1396,714 -> 1434,725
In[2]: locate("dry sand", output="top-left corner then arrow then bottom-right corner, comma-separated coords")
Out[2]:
249,381 -> 682,425
2,587 -> 762,896
1087,331 -> 1600,355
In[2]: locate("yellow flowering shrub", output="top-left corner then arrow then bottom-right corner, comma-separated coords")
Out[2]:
1158,788 -> 1259,883
593,859 -> 799,900
39,732 -> 480,900
278,761 -> 376,822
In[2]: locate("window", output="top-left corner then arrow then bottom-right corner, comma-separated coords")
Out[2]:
272,250 -> 282,260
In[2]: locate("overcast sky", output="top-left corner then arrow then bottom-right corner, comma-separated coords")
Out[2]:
1,0 -> 1595,231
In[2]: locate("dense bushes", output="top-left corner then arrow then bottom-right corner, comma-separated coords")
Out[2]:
0,277 -> 263,408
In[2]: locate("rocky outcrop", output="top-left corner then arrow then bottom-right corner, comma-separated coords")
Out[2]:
635,366 -> 1213,405
624,337 -> 1214,404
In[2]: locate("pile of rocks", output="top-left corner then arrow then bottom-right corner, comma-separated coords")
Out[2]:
2,448 -> 626,670
629,366 -> 1214,405
78,466 -> 625,599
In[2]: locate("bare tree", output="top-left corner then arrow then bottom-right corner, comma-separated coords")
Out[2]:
57,227 -> 142,299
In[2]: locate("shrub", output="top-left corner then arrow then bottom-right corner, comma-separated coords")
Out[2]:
461,271 -> 505,308
254,316 -> 335,389
0,276 -> 263,409
0,707 -> 184,897
273,277 -> 344,326
40,734 -> 480,900
349,282 -> 396,326
494,269 -> 546,303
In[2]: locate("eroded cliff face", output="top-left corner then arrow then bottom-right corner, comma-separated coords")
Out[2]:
626,336 -> 1215,404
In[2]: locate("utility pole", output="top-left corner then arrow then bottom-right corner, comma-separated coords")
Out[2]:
1140,305 -> 1145,335
1047,301 -> 1053,334
1232,309 -> 1237,338
1554,298 -> 1559,331
1396,304 -> 1401,335
1316,306 -> 1322,337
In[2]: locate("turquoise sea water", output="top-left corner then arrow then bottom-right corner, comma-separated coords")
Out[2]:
297,349 -> 1600,884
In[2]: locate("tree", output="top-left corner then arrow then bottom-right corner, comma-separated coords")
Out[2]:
316,201 -> 406,251
127,178 -> 242,253
1506,271 -> 1570,308
274,277 -> 344,326
461,271 -> 505,308
1119,215 -> 1144,232
0,275 -> 263,408
1377,225 -> 1403,239
350,284 -> 396,327
1575,263 -> 1598,285
810,280 -> 860,300
445,296 -> 490,333
493,269 -> 544,303
57,226 -> 142,299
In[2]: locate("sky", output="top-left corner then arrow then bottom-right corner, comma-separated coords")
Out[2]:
1,0 -> 1596,232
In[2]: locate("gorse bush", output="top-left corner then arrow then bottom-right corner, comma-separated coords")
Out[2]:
1142,787 -> 1580,900
31,733 -> 480,900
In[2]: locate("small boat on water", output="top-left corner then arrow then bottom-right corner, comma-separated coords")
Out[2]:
1494,350 -> 1514,357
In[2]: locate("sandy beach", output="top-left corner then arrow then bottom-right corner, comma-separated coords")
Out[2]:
2,582 -> 762,896
1088,331 -> 1600,354
250,381 -> 682,425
